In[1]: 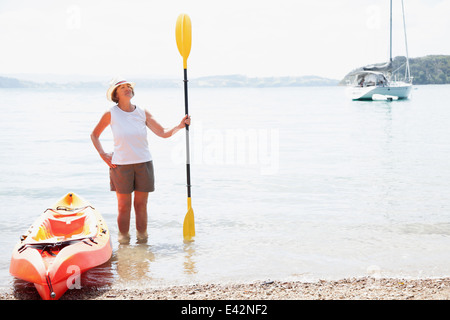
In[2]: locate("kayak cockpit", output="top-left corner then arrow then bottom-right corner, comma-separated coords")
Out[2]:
30,206 -> 98,243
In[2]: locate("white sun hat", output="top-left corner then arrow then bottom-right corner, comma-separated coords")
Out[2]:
106,77 -> 135,102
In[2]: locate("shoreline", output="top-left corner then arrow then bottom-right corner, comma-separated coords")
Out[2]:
1,277 -> 449,300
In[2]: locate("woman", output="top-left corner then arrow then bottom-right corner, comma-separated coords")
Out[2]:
91,78 -> 190,242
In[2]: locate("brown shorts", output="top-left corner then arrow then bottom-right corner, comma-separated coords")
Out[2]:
110,161 -> 155,194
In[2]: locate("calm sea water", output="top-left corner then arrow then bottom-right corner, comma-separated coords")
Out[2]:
1,85 -> 449,293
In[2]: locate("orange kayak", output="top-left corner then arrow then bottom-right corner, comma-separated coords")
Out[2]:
10,193 -> 112,300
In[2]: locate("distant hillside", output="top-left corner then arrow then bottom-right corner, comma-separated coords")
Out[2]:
340,55 -> 450,85
190,75 -> 338,87
0,76 -> 36,88
0,76 -> 104,89
0,74 -> 338,89
405,55 -> 450,84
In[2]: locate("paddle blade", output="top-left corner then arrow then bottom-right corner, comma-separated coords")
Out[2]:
176,13 -> 192,69
183,199 -> 195,242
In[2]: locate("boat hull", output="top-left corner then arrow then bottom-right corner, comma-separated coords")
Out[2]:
9,193 -> 112,300
348,83 -> 412,101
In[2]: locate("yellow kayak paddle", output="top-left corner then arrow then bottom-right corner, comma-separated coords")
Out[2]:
176,14 -> 195,242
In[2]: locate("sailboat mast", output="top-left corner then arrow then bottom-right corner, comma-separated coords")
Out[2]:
401,0 -> 411,82
390,0 -> 392,63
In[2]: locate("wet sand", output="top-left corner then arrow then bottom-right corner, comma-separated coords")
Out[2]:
1,277 -> 449,300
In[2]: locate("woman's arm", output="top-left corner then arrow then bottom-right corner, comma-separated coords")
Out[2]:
145,109 -> 190,138
90,111 -> 116,168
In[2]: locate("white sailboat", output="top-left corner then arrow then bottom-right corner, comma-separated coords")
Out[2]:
347,0 -> 412,101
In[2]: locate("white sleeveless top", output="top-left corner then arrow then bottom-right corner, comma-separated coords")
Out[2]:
110,105 -> 152,165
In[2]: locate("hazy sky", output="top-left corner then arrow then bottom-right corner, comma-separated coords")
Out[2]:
1,0 -> 449,80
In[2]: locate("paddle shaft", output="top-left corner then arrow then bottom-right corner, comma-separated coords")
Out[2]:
183,68 -> 192,199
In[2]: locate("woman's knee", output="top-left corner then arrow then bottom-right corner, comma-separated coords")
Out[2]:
117,193 -> 132,214
133,192 -> 148,214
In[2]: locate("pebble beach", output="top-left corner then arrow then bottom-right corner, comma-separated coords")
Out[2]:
1,277 -> 449,300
